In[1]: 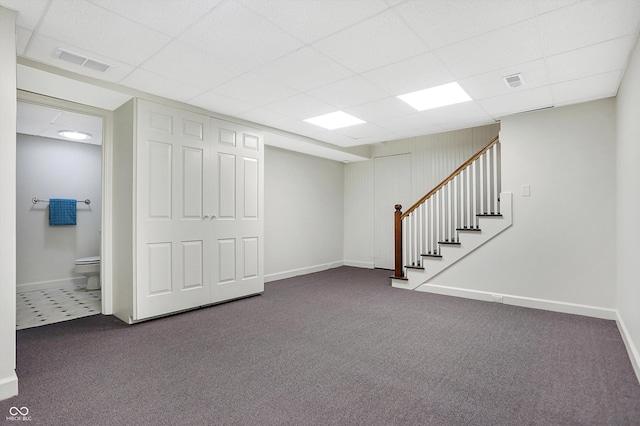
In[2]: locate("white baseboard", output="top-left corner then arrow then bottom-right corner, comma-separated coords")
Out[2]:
0,372 -> 18,401
616,314 -> 640,384
265,261 -> 344,283
416,283 -> 618,320
343,260 -> 374,269
17,277 -> 84,294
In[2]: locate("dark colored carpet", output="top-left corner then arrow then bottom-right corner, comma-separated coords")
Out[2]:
2,266 -> 639,425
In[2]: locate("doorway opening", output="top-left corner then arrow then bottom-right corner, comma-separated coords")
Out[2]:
15,99 -> 105,329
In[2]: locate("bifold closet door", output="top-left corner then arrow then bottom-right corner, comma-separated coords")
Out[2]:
135,100 -> 212,320
211,119 -> 264,303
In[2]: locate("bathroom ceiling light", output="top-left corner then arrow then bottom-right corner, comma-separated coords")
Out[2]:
58,130 -> 92,141
398,82 -> 472,111
304,111 -> 365,130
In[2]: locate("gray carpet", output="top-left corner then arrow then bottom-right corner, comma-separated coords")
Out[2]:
1,266 -> 639,425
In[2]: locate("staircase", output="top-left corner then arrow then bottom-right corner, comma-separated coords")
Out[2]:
391,137 -> 512,291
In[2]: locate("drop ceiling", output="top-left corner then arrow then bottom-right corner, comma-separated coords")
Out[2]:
3,0 -> 640,151
17,101 -> 103,145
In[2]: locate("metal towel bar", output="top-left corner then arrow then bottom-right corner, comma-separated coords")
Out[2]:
32,197 -> 91,205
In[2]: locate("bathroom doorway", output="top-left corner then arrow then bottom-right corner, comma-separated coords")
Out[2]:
15,99 -> 106,329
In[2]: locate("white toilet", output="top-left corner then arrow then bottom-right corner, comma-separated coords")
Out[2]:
74,256 -> 101,290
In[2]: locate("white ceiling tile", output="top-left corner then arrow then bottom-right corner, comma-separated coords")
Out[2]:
437,18 -> 545,79
211,72 -> 297,107
478,86 -> 554,118
272,119 -> 327,138
344,97 -> 416,122
141,40 -> 245,91
0,0 -> 49,29
236,108 -> 292,127
239,0 -> 390,44
310,130 -> 359,148
361,52 -> 456,96
551,70 -> 622,106
178,1 -> 303,70
17,102 -> 62,136
546,36 -> 636,84
88,0 -> 222,37
312,9 -> 428,73
265,94 -> 336,120
377,112 -> 438,133
537,0 -> 640,56
24,34 -> 135,82
333,123 -> 390,139
36,0 -> 170,66
438,118 -> 499,133
120,69 -> 203,103
253,47 -> 353,92
393,124 -> 444,139
459,59 -> 549,101
421,101 -> 493,126
307,76 -> 390,109
535,0 -> 583,15
187,91 -> 257,116
395,0 -> 537,50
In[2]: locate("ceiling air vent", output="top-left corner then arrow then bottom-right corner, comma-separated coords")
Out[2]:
55,48 -> 111,72
503,73 -> 523,89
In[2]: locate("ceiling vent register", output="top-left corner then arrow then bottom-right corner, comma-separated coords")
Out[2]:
55,48 -> 111,72
503,73 -> 524,89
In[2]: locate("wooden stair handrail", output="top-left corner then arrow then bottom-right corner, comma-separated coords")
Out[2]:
400,136 -> 499,220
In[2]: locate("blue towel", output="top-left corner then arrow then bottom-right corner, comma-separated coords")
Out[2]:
49,199 -> 77,226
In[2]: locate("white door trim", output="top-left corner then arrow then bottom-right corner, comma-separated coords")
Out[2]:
17,90 -> 114,315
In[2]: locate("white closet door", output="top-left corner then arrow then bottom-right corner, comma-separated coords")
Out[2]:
135,100 -> 212,319
374,154 -> 412,270
211,119 -> 264,303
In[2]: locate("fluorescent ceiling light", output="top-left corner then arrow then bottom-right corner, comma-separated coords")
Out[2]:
304,111 -> 365,130
58,130 -> 92,141
398,82 -> 472,111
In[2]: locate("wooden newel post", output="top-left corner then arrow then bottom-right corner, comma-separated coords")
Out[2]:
394,204 -> 403,278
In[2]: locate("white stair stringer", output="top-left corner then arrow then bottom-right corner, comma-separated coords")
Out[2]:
391,192 -> 512,291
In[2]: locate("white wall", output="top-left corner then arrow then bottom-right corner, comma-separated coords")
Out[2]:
616,35 -> 640,379
264,146 -> 344,281
16,134 -> 102,291
344,124 -> 500,268
0,6 -> 17,401
429,99 -> 617,313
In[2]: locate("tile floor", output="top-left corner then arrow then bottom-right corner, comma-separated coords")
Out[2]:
16,285 -> 101,330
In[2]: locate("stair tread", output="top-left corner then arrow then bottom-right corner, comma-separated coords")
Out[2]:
405,265 -> 424,270
421,253 -> 443,258
456,227 -> 481,231
438,241 -> 460,245
390,275 -> 408,281
476,213 -> 503,217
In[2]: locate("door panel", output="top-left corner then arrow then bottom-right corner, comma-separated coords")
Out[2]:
211,119 -> 263,303
136,100 -> 212,319
182,147 -> 203,218
182,240 -> 203,289
147,141 -> 172,219
218,153 -> 236,219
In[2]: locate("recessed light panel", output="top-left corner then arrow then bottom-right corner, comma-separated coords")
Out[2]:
398,82 -> 472,111
304,111 -> 365,130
